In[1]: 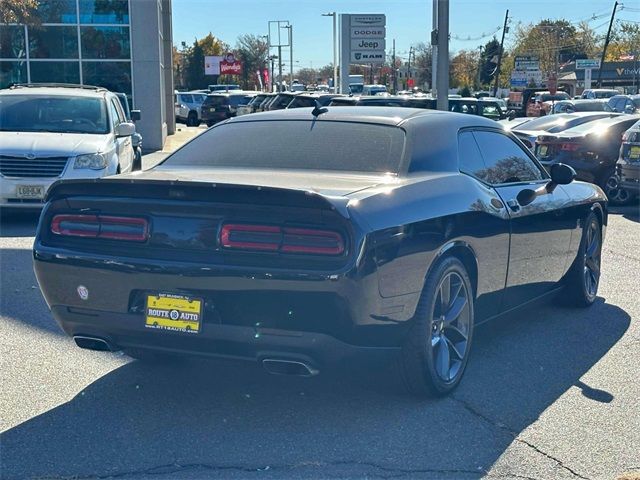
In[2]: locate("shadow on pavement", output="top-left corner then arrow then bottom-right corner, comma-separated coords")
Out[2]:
0,209 -> 41,238
609,204 -> 639,223
0,296 -> 630,479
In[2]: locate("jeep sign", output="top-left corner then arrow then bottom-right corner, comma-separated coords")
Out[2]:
351,39 -> 386,50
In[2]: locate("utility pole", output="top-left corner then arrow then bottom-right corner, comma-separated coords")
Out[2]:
431,0 -> 438,94
436,0 -> 449,110
278,45 -> 283,91
408,46 -> 414,90
289,25 -> 293,89
493,9 -> 509,97
392,38 -> 396,93
597,1 -> 618,88
476,45 -> 483,91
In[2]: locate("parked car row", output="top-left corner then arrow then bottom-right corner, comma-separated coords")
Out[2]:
501,112 -> 640,204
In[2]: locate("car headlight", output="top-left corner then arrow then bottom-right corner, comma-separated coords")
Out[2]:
74,153 -> 107,170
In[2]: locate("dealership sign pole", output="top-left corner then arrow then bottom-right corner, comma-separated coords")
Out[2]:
576,59 -> 601,90
339,14 -> 386,94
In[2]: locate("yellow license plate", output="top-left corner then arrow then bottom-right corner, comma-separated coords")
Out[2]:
629,146 -> 640,159
145,293 -> 202,334
538,145 -> 548,157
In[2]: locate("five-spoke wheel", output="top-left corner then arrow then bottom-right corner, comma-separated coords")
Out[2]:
399,256 -> 474,397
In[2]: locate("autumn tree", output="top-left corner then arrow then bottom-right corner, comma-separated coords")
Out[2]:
450,49 -> 480,89
510,19 -> 597,75
0,0 -> 39,24
605,22 -> 640,61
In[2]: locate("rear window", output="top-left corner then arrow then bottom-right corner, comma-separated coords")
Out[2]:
562,117 -> 634,135
203,96 -> 226,107
161,120 -> 405,173
288,97 -> 317,108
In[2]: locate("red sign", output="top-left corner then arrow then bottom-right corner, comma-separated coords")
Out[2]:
407,78 -> 415,88
263,68 -> 269,85
220,53 -> 242,75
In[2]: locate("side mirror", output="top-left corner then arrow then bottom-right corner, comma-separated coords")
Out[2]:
507,110 -> 516,120
549,163 -> 576,187
115,122 -> 135,137
130,110 -> 141,121
517,163 -> 576,207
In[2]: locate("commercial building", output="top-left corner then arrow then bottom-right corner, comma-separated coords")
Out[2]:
558,61 -> 640,97
0,0 -> 175,151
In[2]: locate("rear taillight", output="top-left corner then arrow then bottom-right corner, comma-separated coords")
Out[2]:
51,214 -> 149,242
561,143 -> 580,152
220,224 -> 345,256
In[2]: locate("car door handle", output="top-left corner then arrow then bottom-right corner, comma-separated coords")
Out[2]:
507,199 -> 520,212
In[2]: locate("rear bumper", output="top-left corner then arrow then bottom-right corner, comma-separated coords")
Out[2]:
34,245 -> 417,355
617,162 -> 640,192
50,305 -> 399,369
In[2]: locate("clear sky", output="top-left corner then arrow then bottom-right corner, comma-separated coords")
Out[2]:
172,0 -> 633,71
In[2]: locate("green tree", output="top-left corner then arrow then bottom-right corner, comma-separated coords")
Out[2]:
235,34 -> 268,90
479,38 -> 501,86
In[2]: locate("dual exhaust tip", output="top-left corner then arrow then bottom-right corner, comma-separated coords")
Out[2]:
73,336 -> 319,377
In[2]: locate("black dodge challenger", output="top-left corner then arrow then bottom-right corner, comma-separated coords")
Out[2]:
34,107 -> 607,396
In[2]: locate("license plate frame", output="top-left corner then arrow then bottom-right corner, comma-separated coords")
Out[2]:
145,293 -> 203,334
16,185 -> 45,199
628,145 -> 640,160
538,145 -> 548,157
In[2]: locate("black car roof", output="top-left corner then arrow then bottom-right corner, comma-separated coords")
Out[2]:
228,106 -> 499,129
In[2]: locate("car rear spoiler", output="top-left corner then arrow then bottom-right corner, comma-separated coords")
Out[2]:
45,178 -> 352,218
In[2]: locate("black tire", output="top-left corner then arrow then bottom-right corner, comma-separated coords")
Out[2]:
132,149 -> 142,171
604,174 -> 634,205
564,211 -> 602,307
186,111 -> 198,127
124,348 -> 184,364
206,121 -> 214,128
398,256 -> 475,397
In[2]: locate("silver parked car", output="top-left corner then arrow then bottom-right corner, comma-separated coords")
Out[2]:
174,91 -> 207,126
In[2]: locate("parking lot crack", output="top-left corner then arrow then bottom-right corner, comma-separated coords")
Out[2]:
451,397 -> 591,480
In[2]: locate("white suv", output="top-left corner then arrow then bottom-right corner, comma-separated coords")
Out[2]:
0,84 -> 135,208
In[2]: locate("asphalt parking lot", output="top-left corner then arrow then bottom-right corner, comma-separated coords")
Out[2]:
0,205 -> 638,480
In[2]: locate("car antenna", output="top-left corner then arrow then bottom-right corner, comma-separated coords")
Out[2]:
312,100 -> 328,117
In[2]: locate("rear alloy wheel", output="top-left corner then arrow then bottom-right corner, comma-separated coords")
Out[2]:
186,111 -> 198,127
605,174 -> 633,205
565,212 -> 602,307
399,257 -> 474,397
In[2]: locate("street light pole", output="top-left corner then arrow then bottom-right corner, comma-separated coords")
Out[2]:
322,12 -> 338,93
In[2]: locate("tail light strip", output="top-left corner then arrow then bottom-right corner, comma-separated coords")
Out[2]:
51,214 -> 149,242
220,224 -> 345,256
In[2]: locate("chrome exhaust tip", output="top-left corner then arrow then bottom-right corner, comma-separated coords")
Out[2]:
262,358 -> 319,377
73,335 -> 113,352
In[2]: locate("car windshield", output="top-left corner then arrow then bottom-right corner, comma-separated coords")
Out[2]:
541,93 -> 570,102
594,91 -> 618,98
160,120 -> 405,173
0,94 -> 108,134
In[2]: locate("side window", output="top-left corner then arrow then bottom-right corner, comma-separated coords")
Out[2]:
108,99 -> 121,130
181,94 -> 194,104
458,131 -> 486,179
472,131 -> 545,185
